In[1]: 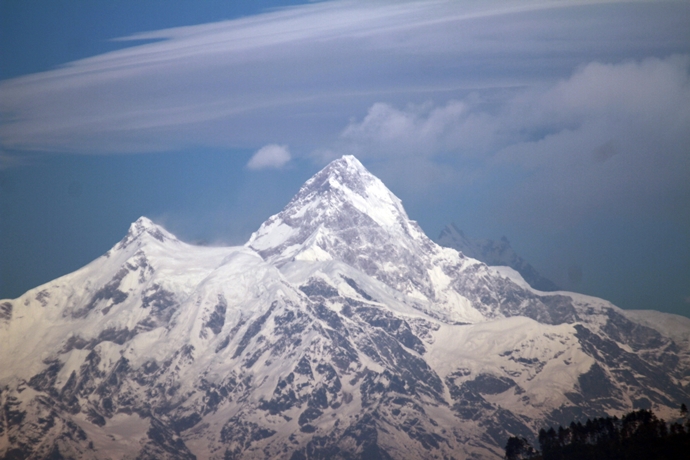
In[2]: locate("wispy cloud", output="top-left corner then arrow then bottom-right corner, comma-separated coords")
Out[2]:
1,0 -> 687,156
495,56 -> 690,226
338,101 -> 471,158
247,144 -> 291,170
1,0 -> 688,230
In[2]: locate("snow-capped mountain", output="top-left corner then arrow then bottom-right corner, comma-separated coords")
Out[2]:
437,223 -> 560,292
1,155 -> 688,459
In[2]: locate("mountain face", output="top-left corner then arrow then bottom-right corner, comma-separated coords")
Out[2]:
1,155 -> 689,460
437,223 -> 560,292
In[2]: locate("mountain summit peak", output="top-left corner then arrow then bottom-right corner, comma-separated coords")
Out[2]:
245,155 -> 450,303
114,216 -> 175,251
329,153 -> 364,170
247,155 -> 430,269
319,154 -> 371,185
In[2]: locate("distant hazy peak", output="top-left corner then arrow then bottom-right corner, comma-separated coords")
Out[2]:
437,223 -> 560,292
439,222 -> 464,238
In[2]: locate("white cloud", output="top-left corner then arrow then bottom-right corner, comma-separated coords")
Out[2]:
340,101 -> 469,157
247,144 -> 291,170
332,55 -> 690,227
493,56 -> 690,225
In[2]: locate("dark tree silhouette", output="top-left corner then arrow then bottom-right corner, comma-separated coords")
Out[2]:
505,436 -> 537,460
505,407 -> 690,460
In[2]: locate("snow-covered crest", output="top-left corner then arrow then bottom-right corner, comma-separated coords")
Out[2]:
113,216 -> 177,252
247,154 -> 430,264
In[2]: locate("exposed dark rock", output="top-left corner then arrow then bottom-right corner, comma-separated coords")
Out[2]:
463,373 -> 517,395
95,327 -> 136,346
260,373 -> 300,415
36,290 -> 51,307
216,316 -> 247,353
352,305 -> 425,354
602,309 -> 666,351
202,294 -> 227,336
86,408 -> 106,427
451,269 -> 577,325
28,360 -> 63,395
400,416 -> 447,450
480,408 -> 534,448
313,302 -> 346,331
341,275 -> 374,301
74,267 -> 129,318
0,301 -> 12,322
172,412 -> 201,433
59,335 -> 89,353
220,416 -> 276,459
294,356 -> 314,378
358,329 -> 443,402
574,325 -> 689,405
576,363 -> 618,400
141,284 -> 178,325
215,335 -> 231,353
539,295 -> 580,324
59,371 -> 81,413
298,407 -> 323,426
95,357 -> 131,417
137,417 -> 196,460
300,278 -> 339,299
233,302 -> 277,359
3,394 -> 27,428
324,328 -> 359,371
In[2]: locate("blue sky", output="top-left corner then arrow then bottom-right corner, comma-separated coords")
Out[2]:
1,0 -> 689,317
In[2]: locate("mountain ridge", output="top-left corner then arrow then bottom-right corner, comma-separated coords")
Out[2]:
1,155 -> 688,459
437,223 -> 560,292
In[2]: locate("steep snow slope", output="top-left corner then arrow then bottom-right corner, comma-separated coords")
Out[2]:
1,156 -> 688,460
1,218 -> 237,381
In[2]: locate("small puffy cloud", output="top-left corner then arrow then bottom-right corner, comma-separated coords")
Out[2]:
247,144 -> 291,170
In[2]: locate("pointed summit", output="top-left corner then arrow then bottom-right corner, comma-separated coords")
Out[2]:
115,216 -> 176,251
286,154 -> 411,229
247,155 -> 429,263
247,155 -> 447,303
